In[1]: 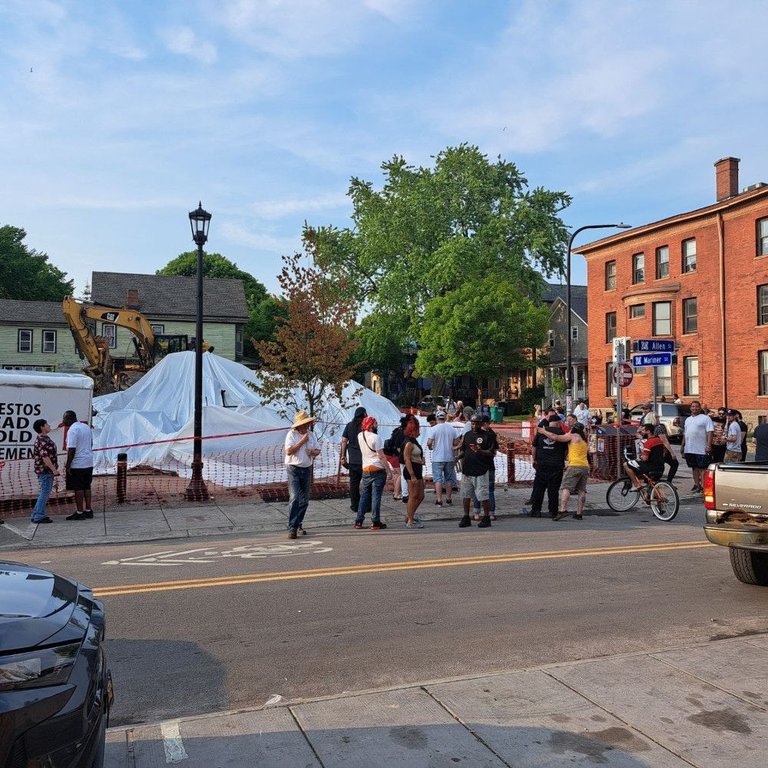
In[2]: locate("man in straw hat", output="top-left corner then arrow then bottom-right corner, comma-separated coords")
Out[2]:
284,410 -> 321,539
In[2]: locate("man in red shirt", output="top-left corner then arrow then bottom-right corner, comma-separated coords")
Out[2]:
624,423 -> 665,488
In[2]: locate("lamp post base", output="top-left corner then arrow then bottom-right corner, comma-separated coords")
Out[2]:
184,461 -> 210,501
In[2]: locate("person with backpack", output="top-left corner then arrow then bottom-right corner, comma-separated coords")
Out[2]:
383,414 -> 409,503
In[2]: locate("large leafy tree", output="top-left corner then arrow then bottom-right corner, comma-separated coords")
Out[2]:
246,252 -> 360,428
416,277 -> 549,400
0,225 -> 73,300
157,252 -> 278,352
305,144 -> 571,332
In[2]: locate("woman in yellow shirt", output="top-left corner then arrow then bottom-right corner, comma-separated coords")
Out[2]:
536,421 -> 589,521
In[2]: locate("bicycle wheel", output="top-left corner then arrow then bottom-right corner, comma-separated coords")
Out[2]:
606,477 -> 641,512
650,481 -> 679,521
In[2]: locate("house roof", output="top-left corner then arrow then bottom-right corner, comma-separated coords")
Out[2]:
91,272 -> 249,323
544,283 -> 588,323
0,299 -> 67,325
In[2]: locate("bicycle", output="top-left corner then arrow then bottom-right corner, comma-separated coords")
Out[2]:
605,449 -> 680,521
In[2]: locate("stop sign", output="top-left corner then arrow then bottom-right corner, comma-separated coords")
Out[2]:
613,362 -> 634,387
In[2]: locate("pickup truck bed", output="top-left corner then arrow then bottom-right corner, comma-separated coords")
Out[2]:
703,462 -> 768,585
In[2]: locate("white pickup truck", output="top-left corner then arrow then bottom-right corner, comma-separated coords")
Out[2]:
703,462 -> 768,585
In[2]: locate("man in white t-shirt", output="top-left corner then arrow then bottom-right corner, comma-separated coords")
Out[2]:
284,410 -> 321,538
573,400 -> 590,429
427,412 -> 461,506
680,400 -> 714,493
63,410 -> 95,521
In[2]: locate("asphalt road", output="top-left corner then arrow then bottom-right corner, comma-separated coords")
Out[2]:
9,509 -> 768,727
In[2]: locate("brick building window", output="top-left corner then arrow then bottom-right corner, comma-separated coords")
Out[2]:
760,351 -> 768,395
682,238 -> 696,273
655,246 -> 669,279
684,356 -> 699,396
758,285 -> 768,325
605,312 -> 616,342
102,323 -> 117,349
652,301 -> 672,335
758,218 -> 768,256
605,261 -> 616,290
606,362 -> 617,397
629,304 -> 645,318
632,253 -> 644,284
656,365 -> 673,396
682,298 -> 697,334
18,329 -> 32,353
42,330 -> 57,353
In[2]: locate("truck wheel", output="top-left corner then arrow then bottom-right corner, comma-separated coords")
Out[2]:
729,548 -> 768,586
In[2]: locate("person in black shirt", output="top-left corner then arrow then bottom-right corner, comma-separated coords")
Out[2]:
473,415 -> 499,520
528,413 -> 567,518
458,415 -> 495,529
340,407 -> 368,515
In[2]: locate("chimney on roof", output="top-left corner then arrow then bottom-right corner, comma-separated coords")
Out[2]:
715,156 -> 740,201
126,289 -> 139,309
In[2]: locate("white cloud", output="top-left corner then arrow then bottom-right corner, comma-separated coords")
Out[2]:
250,192 -> 349,219
161,27 -> 217,65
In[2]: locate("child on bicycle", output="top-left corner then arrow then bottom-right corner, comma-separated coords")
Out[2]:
625,423 -> 665,488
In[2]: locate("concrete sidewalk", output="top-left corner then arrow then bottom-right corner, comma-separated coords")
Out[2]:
0,462 -> 699,549
104,633 -> 768,767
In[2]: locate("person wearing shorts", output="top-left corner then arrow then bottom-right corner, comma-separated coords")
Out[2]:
427,411 -> 461,506
536,421 -> 589,521
680,400 -> 713,493
458,415 -> 494,529
63,410 -> 95,521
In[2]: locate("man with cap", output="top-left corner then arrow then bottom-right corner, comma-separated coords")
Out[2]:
724,409 -> 743,463
284,410 -> 321,539
529,412 -> 567,518
340,406 -> 368,515
458,414 -> 495,528
427,411 -> 461,506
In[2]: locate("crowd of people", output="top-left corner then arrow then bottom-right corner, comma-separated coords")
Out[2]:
282,398 -> 768,537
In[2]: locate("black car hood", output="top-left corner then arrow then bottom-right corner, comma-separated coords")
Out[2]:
0,562 -> 80,652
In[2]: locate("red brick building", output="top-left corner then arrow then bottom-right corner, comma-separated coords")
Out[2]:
577,157 -> 768,425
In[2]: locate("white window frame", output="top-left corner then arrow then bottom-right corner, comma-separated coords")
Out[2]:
682,238 -> 697,273
571,326 -> 578,342
760,350 -> 768,396
548,330 -> 555,348
102,323 -> 117,349
18,329 -> 32,353
150,323 -> 165,334
684,356 -> 699,396
42,329 -> 57,353
758,218 -> 768,256
605,312 -> 616,342
605,260 -> 616,291
653,301 -> 672,336
629,304 -> 645,319
656,364 -> 673,396
758,285 -> 768,326
632,253 -> 645,284
655,245 -> 670,279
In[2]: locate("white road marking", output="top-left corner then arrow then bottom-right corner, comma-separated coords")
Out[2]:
160,720 -> 188,763
102,541 -> 333,567
264,694 -> 283,707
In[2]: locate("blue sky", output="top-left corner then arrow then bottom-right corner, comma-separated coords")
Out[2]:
1,0 -> 765,297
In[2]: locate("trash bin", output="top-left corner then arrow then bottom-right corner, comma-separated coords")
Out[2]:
490,405 -> 504,423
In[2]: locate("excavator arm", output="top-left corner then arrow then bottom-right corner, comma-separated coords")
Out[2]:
62,297 -> 158,391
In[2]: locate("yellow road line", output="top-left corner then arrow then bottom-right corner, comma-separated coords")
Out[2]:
94,540 -> 715,597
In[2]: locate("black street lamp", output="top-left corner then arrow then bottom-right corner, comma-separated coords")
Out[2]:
184,202 -> 212,501
565,222 -> 631,414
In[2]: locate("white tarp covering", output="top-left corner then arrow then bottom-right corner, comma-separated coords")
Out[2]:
91,351 -> 405,485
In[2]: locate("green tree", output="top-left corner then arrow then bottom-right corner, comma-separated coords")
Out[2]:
416,277 -> 549,401
305,144 -> 571,336
245,253 -> 360,433
350,311 -> 409,392
157,251 -> 275,352
0,225 -> 73,300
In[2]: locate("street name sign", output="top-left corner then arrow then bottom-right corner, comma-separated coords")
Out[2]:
634,339 -> 675,353
612,362 -> 634,387
633,352 -> 672,367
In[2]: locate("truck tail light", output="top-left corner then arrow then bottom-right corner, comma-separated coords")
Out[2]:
703,468 -> 715,509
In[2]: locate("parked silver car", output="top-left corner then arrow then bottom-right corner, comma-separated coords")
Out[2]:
629,402 -> 691,441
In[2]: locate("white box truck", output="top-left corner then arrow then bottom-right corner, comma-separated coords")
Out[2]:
0,370 -> 93,502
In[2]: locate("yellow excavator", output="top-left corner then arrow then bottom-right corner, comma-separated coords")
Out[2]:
62,297 -> 200,393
